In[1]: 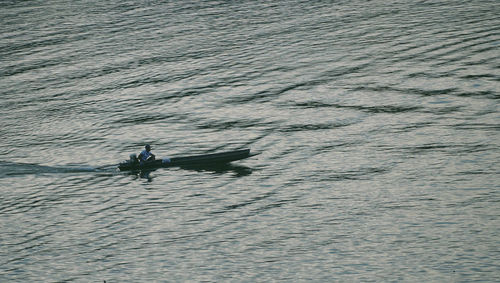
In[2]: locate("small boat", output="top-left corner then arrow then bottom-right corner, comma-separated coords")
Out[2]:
118,149 -> 255,171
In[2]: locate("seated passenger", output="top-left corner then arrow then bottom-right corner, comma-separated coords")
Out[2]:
138,144 -> 155,164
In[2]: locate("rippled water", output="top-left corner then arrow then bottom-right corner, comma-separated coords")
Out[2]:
1,0 -> 499,281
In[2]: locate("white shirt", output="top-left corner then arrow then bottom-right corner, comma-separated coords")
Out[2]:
139,150 -> 152,162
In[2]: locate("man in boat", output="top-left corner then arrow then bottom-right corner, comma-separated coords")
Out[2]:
138,144 -> 155,165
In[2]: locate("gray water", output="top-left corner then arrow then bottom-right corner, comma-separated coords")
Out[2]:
1,0 -> 499,282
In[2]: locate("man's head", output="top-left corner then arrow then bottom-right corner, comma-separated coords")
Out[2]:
145,144 -> 151,151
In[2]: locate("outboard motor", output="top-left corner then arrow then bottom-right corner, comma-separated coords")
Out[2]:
129,154 -> 138,164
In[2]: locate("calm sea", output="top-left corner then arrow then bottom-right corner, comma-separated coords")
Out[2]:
1,0 -> 499,281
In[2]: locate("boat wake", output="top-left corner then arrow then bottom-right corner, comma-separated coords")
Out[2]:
0,161 -> 116,178
0,160 -> 254,179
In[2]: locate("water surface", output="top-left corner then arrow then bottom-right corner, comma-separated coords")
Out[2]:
1,0 -> 499,281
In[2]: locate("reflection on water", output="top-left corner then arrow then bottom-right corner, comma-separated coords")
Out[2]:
179,163 -> 253,177
126,163 -> 254,182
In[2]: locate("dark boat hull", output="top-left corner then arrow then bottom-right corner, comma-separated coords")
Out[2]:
118,149 -> 253,171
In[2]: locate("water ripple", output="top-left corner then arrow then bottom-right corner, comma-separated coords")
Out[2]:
1,0 -> 499,282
